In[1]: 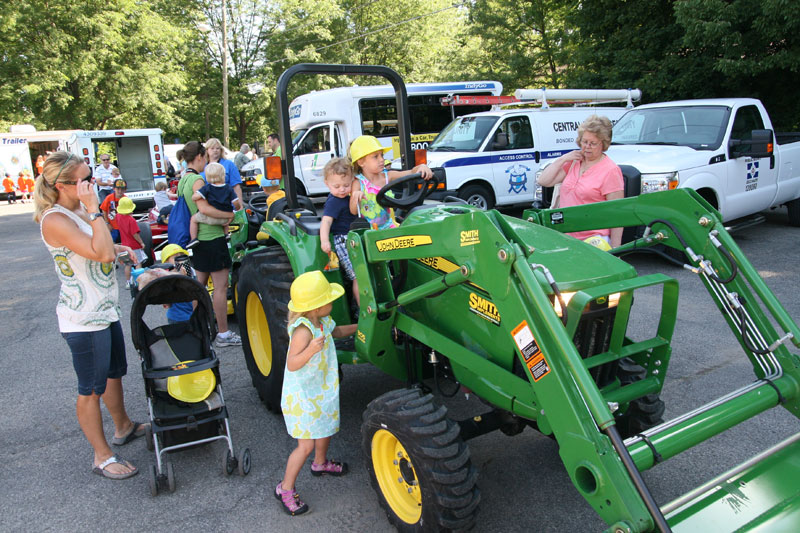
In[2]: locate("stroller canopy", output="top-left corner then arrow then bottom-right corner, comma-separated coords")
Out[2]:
130,275 -> 217,352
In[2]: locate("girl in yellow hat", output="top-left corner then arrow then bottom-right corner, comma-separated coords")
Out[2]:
276,270 -> 358,515
348,135 -> 432,230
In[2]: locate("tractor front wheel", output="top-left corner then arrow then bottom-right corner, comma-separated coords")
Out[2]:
236,247 -> 294,413
362,389 -> 480,532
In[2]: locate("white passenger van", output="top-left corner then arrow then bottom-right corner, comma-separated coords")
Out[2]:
286,81 -> 503,196
426,89 -> 640,209
66,128 -> 165,208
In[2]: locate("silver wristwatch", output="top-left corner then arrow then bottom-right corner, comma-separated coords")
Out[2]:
88,212 -> 103,222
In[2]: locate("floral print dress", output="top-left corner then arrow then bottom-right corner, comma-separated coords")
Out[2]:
280,316 -> 340,439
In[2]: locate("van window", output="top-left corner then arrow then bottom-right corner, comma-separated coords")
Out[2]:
297,125 -> 331,155
731,105 -> 764,141
497,116 -> 533,150
359,94 -> 494,138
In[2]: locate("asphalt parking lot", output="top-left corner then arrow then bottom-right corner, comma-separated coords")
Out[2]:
1,200 -> 798,532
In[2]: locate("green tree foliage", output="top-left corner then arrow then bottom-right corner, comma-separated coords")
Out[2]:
564,0 -> 710,103
675,0 -> 800,128
467,0 -> 572,89
0,0 -> 189,130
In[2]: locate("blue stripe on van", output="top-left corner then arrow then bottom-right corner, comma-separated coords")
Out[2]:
441,152 -> 538,168
407,82 -> 501,93
542,150 -> 570,159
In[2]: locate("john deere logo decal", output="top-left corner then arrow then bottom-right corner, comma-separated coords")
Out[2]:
460,230 -> 479,246
375,235 -> 432,252
469,293 -> 500,325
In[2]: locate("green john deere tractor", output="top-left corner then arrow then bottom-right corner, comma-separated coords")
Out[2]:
229,64 -> 800,532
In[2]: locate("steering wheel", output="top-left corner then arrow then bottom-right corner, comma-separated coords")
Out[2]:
248,193 -> 268,216
375,170 -> 442,210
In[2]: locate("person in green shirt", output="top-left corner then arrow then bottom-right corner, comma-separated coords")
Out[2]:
268,133 -> 282,158
176,141 -> 241,347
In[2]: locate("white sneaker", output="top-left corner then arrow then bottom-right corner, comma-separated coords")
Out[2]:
215,331 -> 242,347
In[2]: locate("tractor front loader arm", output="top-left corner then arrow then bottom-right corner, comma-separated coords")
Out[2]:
346,208 -> 668,531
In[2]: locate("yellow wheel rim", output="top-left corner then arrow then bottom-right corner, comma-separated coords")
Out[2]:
245,291 -> 272,376
372,429 -> 422,524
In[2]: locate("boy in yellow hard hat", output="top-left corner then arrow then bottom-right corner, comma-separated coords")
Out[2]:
116,197 -> 146,288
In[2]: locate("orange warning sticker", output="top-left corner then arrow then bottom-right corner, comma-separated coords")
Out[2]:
526,354 -> 551,382
511,320 -> 540,361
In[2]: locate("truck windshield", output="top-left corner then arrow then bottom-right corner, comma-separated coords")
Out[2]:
429,116 -> 497,152
612,106 -> 730,150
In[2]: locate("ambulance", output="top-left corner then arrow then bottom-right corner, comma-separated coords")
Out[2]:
284,81 -> 503,196
66,128 -> 166,208
426,89 -> 640,209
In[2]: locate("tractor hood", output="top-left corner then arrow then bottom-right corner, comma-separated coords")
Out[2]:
498,214 -> 637,292
606,144 -> 713,173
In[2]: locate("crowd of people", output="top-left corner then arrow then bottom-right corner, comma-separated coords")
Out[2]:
31,116 -> 622,515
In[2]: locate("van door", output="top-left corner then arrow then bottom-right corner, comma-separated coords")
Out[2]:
490,116 -> 538,205
725,105 -> 777,219
295,121 -> 337,195
115,136 -> 154,197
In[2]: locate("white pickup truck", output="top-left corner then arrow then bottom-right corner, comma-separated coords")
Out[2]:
605,98 -> 800,226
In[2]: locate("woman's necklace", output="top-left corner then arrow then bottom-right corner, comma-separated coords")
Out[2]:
579,155 -> 603,177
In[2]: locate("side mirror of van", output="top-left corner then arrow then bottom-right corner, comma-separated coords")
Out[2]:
492,132 -> 508,150
729,129 -> 773,159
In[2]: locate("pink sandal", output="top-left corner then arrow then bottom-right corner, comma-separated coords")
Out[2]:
310,459 -> 349,477
275,481 -> 309,516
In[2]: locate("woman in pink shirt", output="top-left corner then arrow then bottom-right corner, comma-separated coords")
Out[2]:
537,114 -> 624,247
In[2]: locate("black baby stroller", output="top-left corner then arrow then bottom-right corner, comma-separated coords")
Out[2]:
130,272 -> 250,495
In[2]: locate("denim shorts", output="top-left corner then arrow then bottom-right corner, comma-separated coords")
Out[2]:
62,321 -> 127,396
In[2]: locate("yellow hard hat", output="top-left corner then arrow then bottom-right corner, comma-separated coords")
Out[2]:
167,361 -> 216,403
583,235 -> 612,251
117,196 -> 135,215
161,243 -> 189,262
288,270 -> 344,312
349,135 -> 391,163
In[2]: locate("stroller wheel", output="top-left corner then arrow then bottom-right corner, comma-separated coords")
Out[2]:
237,448 -> 251,476
166,461 -> 176,493
148,465 -> 159,496
145,424 -> 154,452
221,448 -> 235,476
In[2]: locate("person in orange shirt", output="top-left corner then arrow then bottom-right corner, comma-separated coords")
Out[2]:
3,172 -> 17,204
100,178 -> 127,243
17,172 -> 29,203
35,155 -> 45,176
25,173 -> 35,197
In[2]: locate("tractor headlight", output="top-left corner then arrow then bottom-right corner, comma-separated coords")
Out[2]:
641,172 -> 679,194
553,292 -> 621,317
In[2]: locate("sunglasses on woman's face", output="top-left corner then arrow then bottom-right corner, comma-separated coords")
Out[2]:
61,169 -> 94,185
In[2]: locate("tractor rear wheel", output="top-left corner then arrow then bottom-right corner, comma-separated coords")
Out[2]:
614,358 -> 665,439
236,247 -> 294,413
362,389 -> 480,532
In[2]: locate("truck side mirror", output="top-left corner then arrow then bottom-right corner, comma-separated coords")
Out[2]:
729,129 -> 773,159
492,131 -> 508,150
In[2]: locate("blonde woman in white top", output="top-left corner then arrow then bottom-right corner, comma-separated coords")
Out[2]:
35,151 -> 145,480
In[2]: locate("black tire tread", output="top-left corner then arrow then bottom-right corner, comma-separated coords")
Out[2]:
237,246 -> 294,413
362,388 -> 480,532
614,358 -> 666,439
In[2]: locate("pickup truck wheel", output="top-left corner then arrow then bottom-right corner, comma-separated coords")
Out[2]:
362,389 -> 480,532
457,184 -> 494,210
787,198 -> 800,227
236,247 -> 294,413
613,358 -> 665,438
